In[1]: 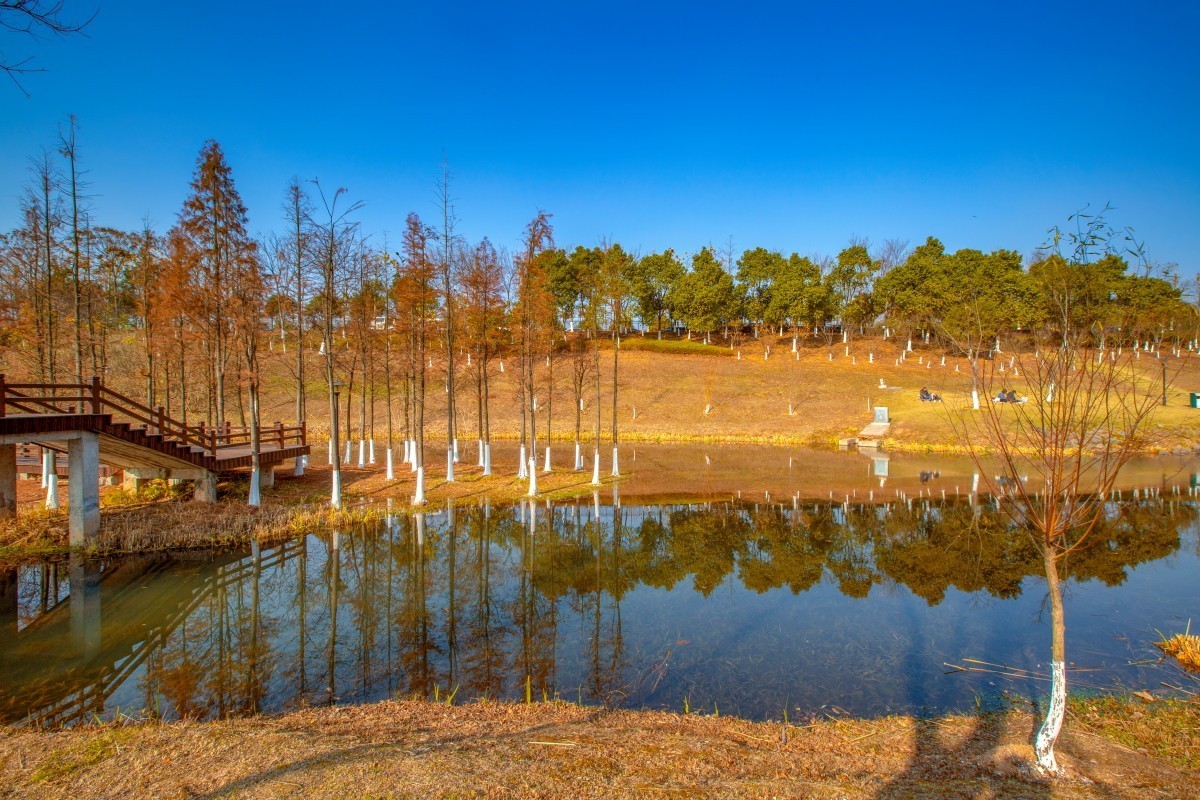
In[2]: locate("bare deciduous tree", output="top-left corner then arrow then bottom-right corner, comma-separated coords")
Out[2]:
1,1 -> 95,93
948,208 -> 1185,774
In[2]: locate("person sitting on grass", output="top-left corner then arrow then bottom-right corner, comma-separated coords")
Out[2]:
1006,389 -> 1022,404
920,387 -> 942,402
995,388 -> 1009,403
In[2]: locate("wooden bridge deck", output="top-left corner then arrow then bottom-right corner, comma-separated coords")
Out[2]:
0,413 -> 308,473
0,376 -> 309,475
1,376 -> 310,544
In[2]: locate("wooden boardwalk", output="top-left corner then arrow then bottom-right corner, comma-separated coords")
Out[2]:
0,375 -> 310,544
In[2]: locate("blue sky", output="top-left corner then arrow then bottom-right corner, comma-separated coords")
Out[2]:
3,1 -> 1198,273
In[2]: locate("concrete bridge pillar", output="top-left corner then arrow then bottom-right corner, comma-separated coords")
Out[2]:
67,432 -> 99,547
193,470 -> 218,503
0,443 -> 15,518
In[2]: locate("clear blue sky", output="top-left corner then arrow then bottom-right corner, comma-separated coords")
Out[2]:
3,0 -> 1198,274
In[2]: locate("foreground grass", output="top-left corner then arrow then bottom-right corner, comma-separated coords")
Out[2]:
0,698 -> 1195,799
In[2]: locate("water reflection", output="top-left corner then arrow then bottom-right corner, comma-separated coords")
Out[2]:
1,494 -> 1196,726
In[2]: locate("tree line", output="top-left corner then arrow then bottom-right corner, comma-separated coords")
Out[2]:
2,130 -> 1198,504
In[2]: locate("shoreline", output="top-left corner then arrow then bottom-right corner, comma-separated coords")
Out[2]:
1,696 -> 1195,798
3,440 -> 1199,562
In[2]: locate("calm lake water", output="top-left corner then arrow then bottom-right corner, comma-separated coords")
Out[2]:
2,448 -> 1199,727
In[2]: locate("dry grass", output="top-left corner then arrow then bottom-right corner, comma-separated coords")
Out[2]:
1156,631 -> 1200,674
1070,696 -> 1200,773
0,698 -> 1196,799
276,337 -> 1200,454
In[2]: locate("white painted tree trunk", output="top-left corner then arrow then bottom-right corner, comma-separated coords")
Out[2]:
611,446 -> 620,477
294,455 -> 305,476
527,458 -> 538,496
248,468 -> 261,507
357,440 -> 365,468
343,440 -> 352,464
483,443 -> 492,476
453,438 -> 459,463
369,440 -> 376,464
477,439 -> 485,467
517,445 -> 527,478
543,446 -> 551,472
971,389 -> 979,410
414,466 -> 425,505
446,446 -> 455,482
1034,552 -> 1067,775
328,440 -> 334,464
330,468 -> 342,509
592,449 -> 601,485
386,448 -> 395,480
574,441 -> 582,471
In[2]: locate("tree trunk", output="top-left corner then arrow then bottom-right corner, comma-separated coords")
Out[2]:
1034,547 -> 1067,774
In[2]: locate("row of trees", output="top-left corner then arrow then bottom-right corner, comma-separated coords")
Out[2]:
0,133 -> 641,505
2,129 -> 1197,510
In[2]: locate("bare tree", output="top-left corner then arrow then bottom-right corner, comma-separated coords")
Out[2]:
1,1 -> 95,93
948,208 -> 1182,774
308,180 -> 361,509
57,114 -> 87,382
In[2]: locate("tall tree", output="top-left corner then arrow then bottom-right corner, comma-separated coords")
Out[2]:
309,181 -> 361,508
628,249 -> 684,336
514,212 -> 556,489
735,247 -> 784,335
173,140 -> 254,427
460,237 -> 505,475
57,114 -> 86,382
948,208 -> 1175,774
281,179 -> 312,426
400,212 -> 436,504
670,247 -> 736,341
436,163 -> 462,481
600,242 -> 633,476
232,242 -> 265,504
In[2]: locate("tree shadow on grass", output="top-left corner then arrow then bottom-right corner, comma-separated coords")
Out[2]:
875,709 -> 1144,800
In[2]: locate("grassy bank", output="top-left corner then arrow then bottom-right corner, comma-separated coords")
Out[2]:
271,338 -> 1200,455
0,697 -> 1196,799
0,462 -> 622,560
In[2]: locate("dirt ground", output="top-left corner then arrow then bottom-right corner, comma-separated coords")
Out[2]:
0,699 -> 1196,799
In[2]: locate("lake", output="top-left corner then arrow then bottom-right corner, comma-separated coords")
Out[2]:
2,446 -> 1198,726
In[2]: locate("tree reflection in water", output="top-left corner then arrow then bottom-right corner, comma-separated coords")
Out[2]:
0,494 -> 1194,725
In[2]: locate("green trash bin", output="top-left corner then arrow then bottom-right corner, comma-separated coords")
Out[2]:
1191,392 -> 1200,409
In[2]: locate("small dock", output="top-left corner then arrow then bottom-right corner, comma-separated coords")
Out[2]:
857,406 -> 891,448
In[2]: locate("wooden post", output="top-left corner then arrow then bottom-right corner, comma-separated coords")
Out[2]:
156,406 -> 165,435
276,421 -> 285,448
0,443 -> 15,517
0,373 -> 6,417
89,376 -> 102,414
210,429 -> 217,456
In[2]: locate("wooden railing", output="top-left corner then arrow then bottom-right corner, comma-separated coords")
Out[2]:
0,374 -> 306,458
